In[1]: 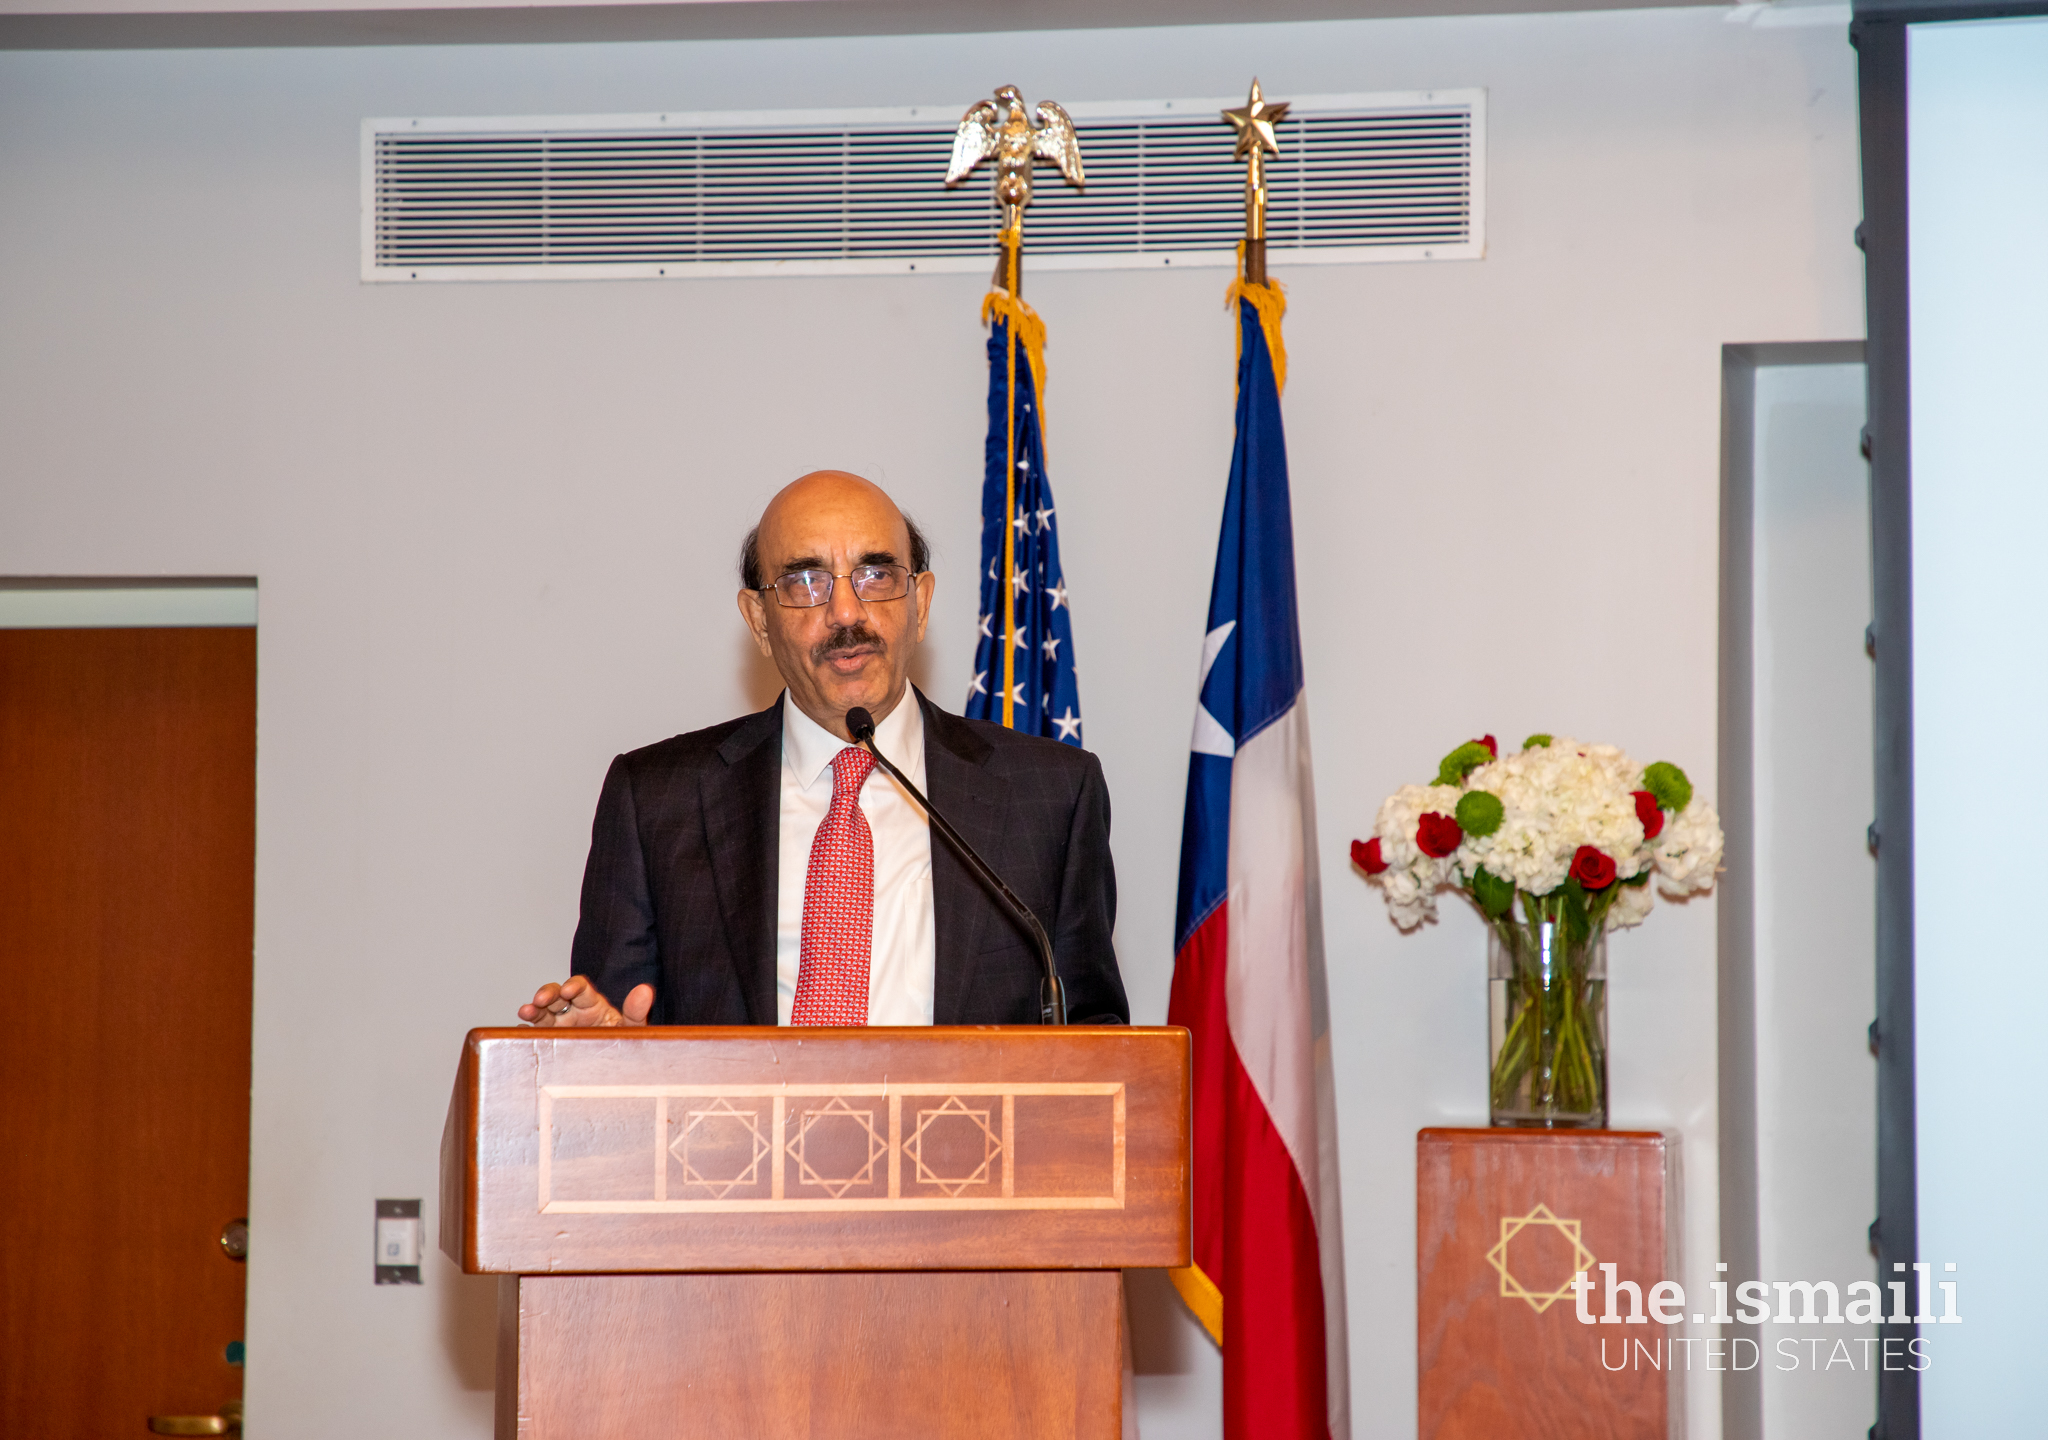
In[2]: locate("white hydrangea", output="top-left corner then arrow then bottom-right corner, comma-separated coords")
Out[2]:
1653,796 -> 1724,897
1607,878 -> 1656,928
1456,739 -> 1648,897
1361,734 -> 1723,932
1369,782 -> 1463,929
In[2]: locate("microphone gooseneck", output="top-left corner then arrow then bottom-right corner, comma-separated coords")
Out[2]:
842,705 -> 1068,1025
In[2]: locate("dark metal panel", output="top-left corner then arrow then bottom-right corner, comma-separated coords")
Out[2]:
1854,0 -> 2048,20
1850,15 -> 1919,1440
1716,343 -> 1764,1440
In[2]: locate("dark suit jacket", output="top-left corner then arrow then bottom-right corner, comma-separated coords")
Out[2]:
569,688 -> 1128,1025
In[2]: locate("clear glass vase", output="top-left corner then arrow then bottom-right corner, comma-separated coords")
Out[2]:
1488,916 -> 1608,1128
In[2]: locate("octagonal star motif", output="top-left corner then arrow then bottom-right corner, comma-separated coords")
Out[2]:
903,1096 -> 1003,1197
670,1098 -> 771,1199
1485,1203 -> 1597,1314
785,1097 -> 887,1199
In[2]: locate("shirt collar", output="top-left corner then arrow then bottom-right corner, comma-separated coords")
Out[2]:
781,688 -> 925,792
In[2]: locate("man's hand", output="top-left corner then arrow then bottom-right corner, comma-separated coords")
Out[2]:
518,975 -> 654,1028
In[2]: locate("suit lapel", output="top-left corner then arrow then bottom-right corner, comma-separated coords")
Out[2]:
920,691 -> 1008,1026
706,701 -> 783,1025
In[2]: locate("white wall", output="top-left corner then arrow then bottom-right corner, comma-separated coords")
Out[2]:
1907,17 -> 2048,1436
1749,360 -> 1875,1438
0,11 -> 1863,1437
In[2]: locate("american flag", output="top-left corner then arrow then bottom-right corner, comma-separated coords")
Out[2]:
965,307 -> 1083,745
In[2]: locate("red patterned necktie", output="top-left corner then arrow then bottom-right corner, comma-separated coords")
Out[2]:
791,746 -> 877,1026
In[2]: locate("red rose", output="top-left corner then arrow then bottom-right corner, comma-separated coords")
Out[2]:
1351,837 -> 1389,874
1476,735 -> 1498,757
1633,790 -> 1665,840
1416,812 -> 1464,858
1571,845 -> 1617,890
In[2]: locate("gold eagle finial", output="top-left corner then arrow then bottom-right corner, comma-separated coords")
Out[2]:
947,84 -> 1084,292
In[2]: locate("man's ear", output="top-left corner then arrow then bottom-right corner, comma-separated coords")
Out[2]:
737,589 -> 775,657
912,570 -> 937,643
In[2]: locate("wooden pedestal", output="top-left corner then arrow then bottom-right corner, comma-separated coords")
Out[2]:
1417,1128 -> 1678,1440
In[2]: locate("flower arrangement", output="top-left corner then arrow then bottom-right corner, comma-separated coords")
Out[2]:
1350,733 -> 1723,935
1351,733 -> 1724,1126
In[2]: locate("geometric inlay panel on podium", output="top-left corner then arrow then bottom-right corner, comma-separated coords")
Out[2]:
543,1078 -> 1122,1211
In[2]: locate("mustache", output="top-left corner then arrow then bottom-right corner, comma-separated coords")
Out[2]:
812,623 -> 886,665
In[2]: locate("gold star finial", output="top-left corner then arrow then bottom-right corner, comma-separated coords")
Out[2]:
1223,78 -> 1291,283
1223,78 -> 1290,162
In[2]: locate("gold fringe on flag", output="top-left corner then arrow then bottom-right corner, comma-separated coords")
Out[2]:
1226,238 -> 1288,395
1169,1262 -> 1225,1346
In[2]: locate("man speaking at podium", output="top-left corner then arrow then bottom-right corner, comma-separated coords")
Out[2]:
518,470 -> 1128,1030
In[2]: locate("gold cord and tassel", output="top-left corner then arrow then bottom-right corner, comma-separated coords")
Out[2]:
1225,239 -> 1288,395
981,228 -> 1049,411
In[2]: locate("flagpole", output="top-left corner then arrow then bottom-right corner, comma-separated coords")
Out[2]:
1002,226 -> 1019,728
1244,134 -> 1266,285
1224,78 -> 1290,291
1223,79 -> 1292,395
947,86 -> 1083,731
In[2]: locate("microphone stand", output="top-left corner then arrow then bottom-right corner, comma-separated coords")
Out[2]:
844,705 -> 1067,1026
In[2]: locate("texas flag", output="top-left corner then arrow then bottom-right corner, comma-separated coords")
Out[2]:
1166,284 -> 1350,1440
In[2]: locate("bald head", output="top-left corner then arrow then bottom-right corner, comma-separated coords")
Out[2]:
736,471 -> 937,739
739,472 -> 929,591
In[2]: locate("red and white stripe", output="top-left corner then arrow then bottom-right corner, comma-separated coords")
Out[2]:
1171,697 -> 1349,1440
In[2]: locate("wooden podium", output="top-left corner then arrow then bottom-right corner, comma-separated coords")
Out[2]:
441,1026 -> 1190,1440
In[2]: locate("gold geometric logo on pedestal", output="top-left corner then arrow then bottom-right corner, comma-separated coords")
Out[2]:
1485,1202 -> 1597,1314
903,1096 -> 1002,1197
785,1096 -> 887,1199
670,1098 -> 772,1199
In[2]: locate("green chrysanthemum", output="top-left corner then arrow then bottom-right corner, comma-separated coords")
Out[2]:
1454,789 -> 1504,838
1435,741 -> 1495,787
1642,761 -> 1693,814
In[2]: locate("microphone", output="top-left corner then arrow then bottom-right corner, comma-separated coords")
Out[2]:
843,705 -> 1067,1026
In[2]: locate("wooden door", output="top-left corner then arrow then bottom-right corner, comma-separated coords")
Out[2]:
0,628 -> 256,1434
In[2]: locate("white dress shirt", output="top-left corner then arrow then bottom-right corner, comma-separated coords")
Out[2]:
776,691 -> 936,1025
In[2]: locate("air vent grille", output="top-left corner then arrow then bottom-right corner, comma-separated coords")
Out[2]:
363,92 -> 1483,280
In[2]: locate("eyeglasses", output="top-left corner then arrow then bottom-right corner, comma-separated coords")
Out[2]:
760,563 -> 918,609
